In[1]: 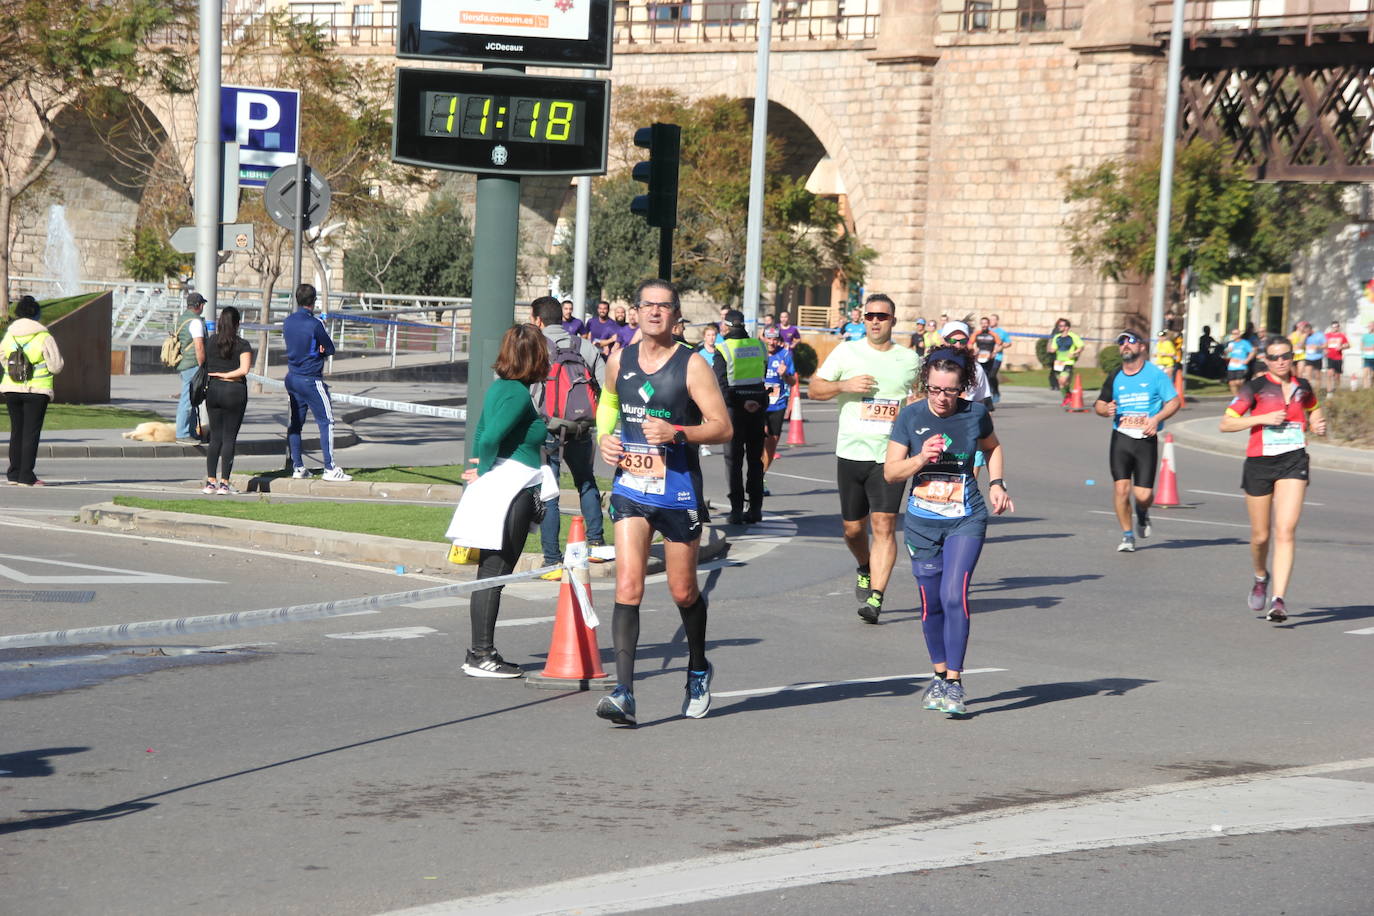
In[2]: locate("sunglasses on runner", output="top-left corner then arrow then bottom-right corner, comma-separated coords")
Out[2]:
864,312 -> 893,322
1265,351 -> 1294,360
944,335 -> 968,345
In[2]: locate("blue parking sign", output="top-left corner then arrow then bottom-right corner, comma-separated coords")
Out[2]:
220,85 -> 300,187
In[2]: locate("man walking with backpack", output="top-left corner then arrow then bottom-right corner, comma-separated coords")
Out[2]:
3,295 -> 64,486
530,296 -> 606,576
171,292 -> 207,444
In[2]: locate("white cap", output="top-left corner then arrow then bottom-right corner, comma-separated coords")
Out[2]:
940,320 -> 970,338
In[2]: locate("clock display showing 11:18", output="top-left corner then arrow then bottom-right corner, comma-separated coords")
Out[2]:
423,92 -> 585,146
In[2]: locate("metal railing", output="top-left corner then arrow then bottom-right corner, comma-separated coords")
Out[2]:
944,1 -> 1085,35
1150,1 -> 1374,42
615,1 -> 881,44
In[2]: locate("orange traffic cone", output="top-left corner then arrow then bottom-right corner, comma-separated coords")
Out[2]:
1155,433 -> 1181,508
1064,374 -> 1089,412
785,384 -> 807,445
525,516 -> 610,690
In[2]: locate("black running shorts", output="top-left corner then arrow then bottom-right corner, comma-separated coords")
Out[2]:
1326,356 -> 1343,375
1109,430 -> 1159,489
609,493 -> 704,543
1241,450 -> 1310,497
1227,369 -> 1248,382
837,456 -> 906,521
765,410 -> 785,438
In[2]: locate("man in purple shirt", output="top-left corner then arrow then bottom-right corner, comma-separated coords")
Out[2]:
560,299 -> 586,338
616,306 -> 639,348
585,299 -> 619,358
777,310 -> 802,349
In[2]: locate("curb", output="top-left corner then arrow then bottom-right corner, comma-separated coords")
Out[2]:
76,502 -> 730,580
40,426 -> 360,460
1168,416 -> 1374,475
229,473 -> 462,502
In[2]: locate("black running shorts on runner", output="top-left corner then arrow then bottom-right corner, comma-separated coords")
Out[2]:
765,410 -> 785,438
1241,450 -> 1310,497
1306,358 -> 1323,373
1227,369 -> 1248,382
609,493 -> 704,543
837,456 -> 906,521
1326,356 -> 1343,375
1108,430 -> 1159,489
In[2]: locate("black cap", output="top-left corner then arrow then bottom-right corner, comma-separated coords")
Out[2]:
723,309 -> 745,326
186,292 -> 207,307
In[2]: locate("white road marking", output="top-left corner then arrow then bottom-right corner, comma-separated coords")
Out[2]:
766,471 -> 834,485
0,553 -> 219,586
714,668 -> 1007,699
383,758 -> 1374,916
1188,488 -> 1322,507
325,626 -> 441,640
1344,626 -> 1374,635
1088,510 -> 1251,530
0,517 -> 454,582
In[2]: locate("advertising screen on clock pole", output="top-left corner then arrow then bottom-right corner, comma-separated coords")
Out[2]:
392,68 -> 609,176
397,0 -> 614,69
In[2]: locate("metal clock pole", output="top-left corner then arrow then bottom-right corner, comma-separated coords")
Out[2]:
462,65 -> 525,466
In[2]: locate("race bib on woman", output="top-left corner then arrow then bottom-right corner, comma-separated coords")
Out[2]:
908,472 -> 969,519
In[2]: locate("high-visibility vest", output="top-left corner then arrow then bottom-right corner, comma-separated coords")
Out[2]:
1,329 -> 55,391
720,336 -> 766,388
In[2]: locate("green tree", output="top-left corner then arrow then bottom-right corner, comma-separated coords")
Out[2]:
546,175 -> 658,302
0,0 -> 187,302
344,193 -> 475,297
123,225 -> 184,282
559,89 -> 874,306
1062,139 -> 1350,300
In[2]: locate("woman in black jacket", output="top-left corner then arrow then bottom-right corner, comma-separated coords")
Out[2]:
203,306 -> 253,494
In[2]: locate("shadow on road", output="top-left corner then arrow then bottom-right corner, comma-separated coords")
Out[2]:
1279,604 -> 1374,629
0,747 -> 89,778
975,574 -> 1103,592
968,677 -> 1156,717
1147,537 -> 1247,550
0,693 -> 568,836
637,675 -> 926,727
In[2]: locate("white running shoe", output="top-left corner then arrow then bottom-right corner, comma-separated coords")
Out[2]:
322,466 -> 352,482
291,466 -> 311,479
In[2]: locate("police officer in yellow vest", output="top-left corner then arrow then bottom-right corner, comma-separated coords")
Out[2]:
718,309 -> 768,525
2,295 -> 65,486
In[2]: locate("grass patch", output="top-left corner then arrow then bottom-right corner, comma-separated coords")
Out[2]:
114,496 -> 453,543
111,495 -> 613,554
1323,387 -> 1374,448
0,404 -> 167,432
245,463 -> 614,492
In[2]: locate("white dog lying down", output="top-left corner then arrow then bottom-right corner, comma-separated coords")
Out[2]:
122,421 -> 178,443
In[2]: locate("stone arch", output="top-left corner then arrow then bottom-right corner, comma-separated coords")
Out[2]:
12,94 -> 169,287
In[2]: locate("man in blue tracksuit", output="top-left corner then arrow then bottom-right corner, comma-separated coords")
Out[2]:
283,283 -> 351,481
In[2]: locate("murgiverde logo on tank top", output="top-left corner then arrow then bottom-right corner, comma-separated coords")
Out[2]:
612,344 -> 704,509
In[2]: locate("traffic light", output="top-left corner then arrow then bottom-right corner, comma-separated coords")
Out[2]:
630,123 -> 681,229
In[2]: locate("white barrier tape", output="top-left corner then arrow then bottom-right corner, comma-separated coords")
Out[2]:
0,564 -> 557,651
562,538 -> 598,628
248,373 -> 466,420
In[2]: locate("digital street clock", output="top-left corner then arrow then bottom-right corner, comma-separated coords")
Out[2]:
397,0 -> 614,70
392,68 -> 609,176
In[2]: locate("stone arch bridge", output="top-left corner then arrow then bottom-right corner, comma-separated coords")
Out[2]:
13,1 -> 1374,354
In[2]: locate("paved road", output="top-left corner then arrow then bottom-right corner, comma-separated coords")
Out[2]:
3,392 -> 1372,914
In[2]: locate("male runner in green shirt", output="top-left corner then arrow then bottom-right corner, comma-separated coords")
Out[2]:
810,293 -> 920,623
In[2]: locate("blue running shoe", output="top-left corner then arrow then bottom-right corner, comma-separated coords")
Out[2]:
682,663 -> 713,718
921,678 -> 946,710
596,685 -> 636,726
942,680 -> 967,715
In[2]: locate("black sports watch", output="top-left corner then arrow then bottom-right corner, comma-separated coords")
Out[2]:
988,478 -> 1008,492
672,428 -> 688,446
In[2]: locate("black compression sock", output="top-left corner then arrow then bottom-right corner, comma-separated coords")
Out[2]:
857,564 -> 871,575
677,594 -> 709,672
612,602 -> 640,689
934,670 -> 947,681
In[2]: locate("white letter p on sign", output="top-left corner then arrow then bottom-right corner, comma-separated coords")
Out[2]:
236,93 -> 282,147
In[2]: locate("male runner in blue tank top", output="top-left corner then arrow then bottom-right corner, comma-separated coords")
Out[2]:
594,279 -> 732,726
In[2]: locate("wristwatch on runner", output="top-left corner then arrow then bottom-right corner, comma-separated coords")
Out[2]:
672,426 -> 688,446
988,478 -> 1008,493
